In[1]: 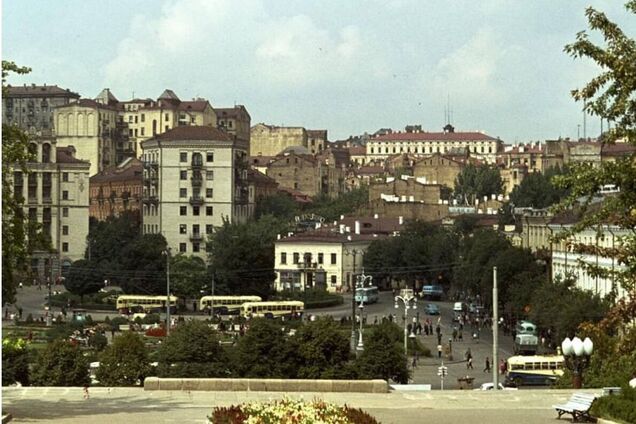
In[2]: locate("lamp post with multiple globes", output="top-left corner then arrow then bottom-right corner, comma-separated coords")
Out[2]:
561,336 -> 594,389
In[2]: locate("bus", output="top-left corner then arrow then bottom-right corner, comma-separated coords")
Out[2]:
240,301 -> 304,318
199,295 -> 262,314
355,286 -> 379,304
505,355 -> 565,386
116,295 -> 178,314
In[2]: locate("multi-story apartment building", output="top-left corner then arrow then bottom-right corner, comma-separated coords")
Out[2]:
89,158 -> 143,222
11,139 -> 90,280
250,124 -> 327,156
216,105 -> 251,143
121,90 -> 217,158
140,126 -> 250,258
366,125 -> 501,164
53,97 -> 121,176
2,84 -> 80,135
498,142 -> 544,173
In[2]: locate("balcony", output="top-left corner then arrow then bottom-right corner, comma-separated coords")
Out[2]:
190,232 -> 204,242
189,196 -> 204,206
191,173 -> 203,187
191,160 -> 203,170
42,196 -> 52,204
143,161 -> 158,169
297,261 -> 318,270
141,194 -> 158,205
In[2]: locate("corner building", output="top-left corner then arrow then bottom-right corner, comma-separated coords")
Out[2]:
141,126 -> 250,258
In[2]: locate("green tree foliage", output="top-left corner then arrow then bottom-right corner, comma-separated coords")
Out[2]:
509,167 -> 568,209
293,317 -> 351,379
454,164 -> 502,206
97,332 -> 150,386
31,339 -> 90,386
2,61 -> 33,304
169,254 -> 207,298
2,337 -> 30,386
64,259 -> 104,301
306,186 -> 369,222
255,192 -> 299,221
156,320 -> 229,378
355,322 -> 409,384
207,215 -> 290,297
232,318 -> 297,378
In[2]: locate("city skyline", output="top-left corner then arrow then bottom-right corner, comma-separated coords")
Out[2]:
3,0 -> 635,142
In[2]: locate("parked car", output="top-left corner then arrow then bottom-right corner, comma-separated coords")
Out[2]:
474,382 -> 518,391
424,303 -> 440,315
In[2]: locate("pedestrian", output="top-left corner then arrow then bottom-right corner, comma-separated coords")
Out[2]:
424,324 -> 429,336
437,333 -> 442,345
452,327 -> 458,342
436,324 -> 441,336
83,384 -> 90,399
18,307 -> 23,319
467,357 -> 473,370
412,355 -> 417,368
499,359 -> 506,375
19,282 -> 23,289
374,316 -> 378,325
437,344 -> 442,359
458,330 -> 463,341
484,357 -> 490,373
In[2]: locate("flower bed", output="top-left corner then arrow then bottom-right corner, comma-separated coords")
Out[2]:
208,398 -> 379,423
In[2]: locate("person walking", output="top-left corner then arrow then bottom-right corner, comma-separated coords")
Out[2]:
483,357 -> 490,373
437,344 -> 443,359
83,384 -> 90,399
467,356 -> 473,370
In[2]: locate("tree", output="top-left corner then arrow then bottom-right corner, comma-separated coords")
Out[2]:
31,339 -> 90,386
255,192 -> 299,220
156,320 -> 229,378
293,317 -> 351,379
454,164 -> 502,206
119,233 -> 168,294
64,259 -> 104,301
355,322 -> 409,384
2,61 -> 33,304
169,254 -> 207,298
305,186 -> 369,222
2,337 -> 30,386
509,169 -> 567,209
232,318 -> 297,378
97,332 -> 150,386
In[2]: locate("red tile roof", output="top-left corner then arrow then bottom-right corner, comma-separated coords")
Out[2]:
90,158 -> 143,183
348,146 -> 366,155
373,131 -> 497,142
178,100 -> 210,112
56,147 -> 89,164
5,84 -> 79,98
356,166 -> 384,175
601,143 -> 636,156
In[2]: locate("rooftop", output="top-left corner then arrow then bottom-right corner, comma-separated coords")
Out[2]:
5,84 -> 80,98
149,125 -> 232,142
373,131 -> 498,142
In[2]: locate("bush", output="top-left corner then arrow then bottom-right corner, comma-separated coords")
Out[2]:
30,339 -> 90,386
88,333 -> 108,351
110,317 -> 129,329
275,289 -> 344,309
25,314 -> 34,324
590,386 -> 636,423
142,313 -> 161,325
97,332 -> 150,386
2,337 -> 30,386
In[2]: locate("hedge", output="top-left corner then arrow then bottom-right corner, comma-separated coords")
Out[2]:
590,386 -> 636,424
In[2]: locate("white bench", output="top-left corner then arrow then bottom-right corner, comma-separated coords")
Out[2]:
553,393 -> 596,422
600,387 -> 621,396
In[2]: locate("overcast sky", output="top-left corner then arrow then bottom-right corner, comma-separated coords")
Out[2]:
3,0 -> 635,142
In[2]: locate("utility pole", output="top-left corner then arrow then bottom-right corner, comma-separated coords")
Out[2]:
211,272 -> 215,318
164,248 -> 171,336
493,266 -> 499,390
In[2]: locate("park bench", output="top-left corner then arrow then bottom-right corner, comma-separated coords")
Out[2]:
553,393 -> 596,422
600,387 -> 621,396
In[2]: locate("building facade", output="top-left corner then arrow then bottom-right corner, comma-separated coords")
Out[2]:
89,158 -> 143,222
141,126 -> 250,258
250,124 -> 328,156
3,84 -> 80,135
11,139 -> 90,280
216,105 -> 251,143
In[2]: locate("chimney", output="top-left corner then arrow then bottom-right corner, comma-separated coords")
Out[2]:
340,215 -> 345,220
347,235 -> 352,241
373,213 -> 379,219
277,234 -> 281,240
339,224 -> 345,234
398,216 -> 404,225
355,220 -> 361,235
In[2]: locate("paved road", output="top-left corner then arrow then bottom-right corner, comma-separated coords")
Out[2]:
2,387 -> 586,424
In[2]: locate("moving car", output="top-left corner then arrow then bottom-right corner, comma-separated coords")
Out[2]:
424,303 -> 440,315
421,285 -> 444,300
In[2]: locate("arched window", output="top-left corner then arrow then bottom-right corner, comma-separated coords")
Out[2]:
192,152 -> 203,166
28,143 -> 38,161
41,143 -> 51,163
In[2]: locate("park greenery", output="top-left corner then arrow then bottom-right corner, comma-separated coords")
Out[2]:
453,164 -> 502,206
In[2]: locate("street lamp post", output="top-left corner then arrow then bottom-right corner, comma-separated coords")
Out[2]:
162,248 -> 171,336
355,272 -> 372,352
395,293 -> 417,356
561,337 -> 594,389
344,248 -> 360,351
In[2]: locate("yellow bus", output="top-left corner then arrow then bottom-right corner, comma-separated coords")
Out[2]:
199,295 -> 262,313
505,355 -> 565,386
116,295 -> 178,314
240,301 -> 304,318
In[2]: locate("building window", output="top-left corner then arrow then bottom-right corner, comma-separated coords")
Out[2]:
179,224 -> 187,234
62,225 -> 69,236
62,207 -> 69,217
179,243 -> 187,253
318,253 -> 323,264
62,242 -> 69,252
180,152 -> 187,162
331,253 -> 337,264
141,113 -> 145,122
206,171 -> 214,180
281,252 -> 287,264
62,190 -> 69,200
193,242 -> 200,253
128,115 -> 133,122
206,188 -> 213,198
193,206 -> 200,216
165,113 -> 169,122
179,188 -> 187,198
206,152 -> 214,162
141,127 -> 145,136
206,206 -> 213,216
62,172 -> 69,182
180,206 -> 187,216
206,224 -> 213,234
293,253 -> 300,264
331,275 -> 337,286
180,170 -> 187,180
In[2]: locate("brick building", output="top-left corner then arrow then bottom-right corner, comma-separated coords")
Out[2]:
89,158 -> 143,222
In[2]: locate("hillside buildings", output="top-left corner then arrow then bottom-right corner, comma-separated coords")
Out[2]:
140,126 -> 251,258
89,158 -> 143,222
250,123 -> 327,156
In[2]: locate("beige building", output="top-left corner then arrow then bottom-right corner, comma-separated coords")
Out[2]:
366,125 -> 501,164
412,153 -> 466,188
216,105 -> 251,143
122,90 -> 217,158
250,123 -> 327,156
54,98 -> 121,176
11,139 -> 90,280
141,126 -> 250,258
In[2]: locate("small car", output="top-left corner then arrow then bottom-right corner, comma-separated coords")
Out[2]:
424,303 -> 440,315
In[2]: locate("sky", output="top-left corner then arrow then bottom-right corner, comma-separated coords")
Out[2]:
3,0 -> 635,143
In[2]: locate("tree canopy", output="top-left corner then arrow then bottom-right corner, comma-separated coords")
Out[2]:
454,164 -> 502,206
97,331 -> 151,386
508,167 -> 568,209
30,339 -> 90,386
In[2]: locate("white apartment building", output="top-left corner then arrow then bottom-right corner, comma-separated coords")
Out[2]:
10,138 -> 90,280
141,126 -> 251,258
366,125 -> 501,164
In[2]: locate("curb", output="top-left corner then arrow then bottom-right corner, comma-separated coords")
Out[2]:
597,419 -> 620,424
2,413 -> 13,423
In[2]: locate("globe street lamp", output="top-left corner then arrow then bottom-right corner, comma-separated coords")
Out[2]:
561,336 -> 593,389
395,293 -> 417,356
356,272 -> 373,352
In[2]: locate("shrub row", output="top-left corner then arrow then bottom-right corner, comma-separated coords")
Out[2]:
590,386 -> 636,423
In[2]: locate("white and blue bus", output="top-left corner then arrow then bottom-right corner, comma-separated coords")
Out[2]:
505,355 -> 564,386
355,286 -> 379,304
